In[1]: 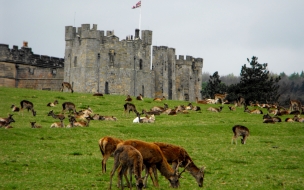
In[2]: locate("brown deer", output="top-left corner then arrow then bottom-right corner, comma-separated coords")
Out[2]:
289,99 -> 302,112
100,116 -> 118,121
153,96 -> 166,102
150,103 -> 168,112
196,97 -> 207,104
207,106 -> 223,112
124,103 -> 138,116
67,116 -> 90,127
125,95 -> 133,102
11,105 -> 20,112
263,114 -> 281,123
136,94 -> 143,101
61,82 -> 73,93
214,93 -> 228,104
228,106 -> 236,111
48,110 -> 65,121
20,100 -> 36,116
0,114 -> 15,128
62,102 -> 76,114
232,125 -> 249,144
121,139 -> 182,188
50,120 -> 65,128
109,144 -> 145,190
30,121 -> 42,128
154,142 -> 205,187
47,100 -> 59,107
98,136 -> 124,173
141,109 -> 161,116
244,106 -> 263,114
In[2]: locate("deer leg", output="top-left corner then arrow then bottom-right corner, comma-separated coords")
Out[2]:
102,155 -> 111,173
109,162 -> 121,190
148,166 -> 159,187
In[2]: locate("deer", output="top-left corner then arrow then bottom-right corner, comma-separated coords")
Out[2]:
263,114 -> 281,123
136,94 -> 143,101
154,142 -> 205,187
293,115 -> 304,123
124,103 -> 138,116
100,116 -> 117,121
125,95 -> 133,102
48,110 -> 65,121
231,125 -> 249,144
67,116 -> 90,127
47,100 -> 59,107
109,144 -> 145,190
196,97 -> 207,104
0,114 -> 15,128
20,100 -> 36,116
61,82 -> 73,93
207,106 -> 223,112
121,139 -> 183,188
150,103 -> 168,112
153,96 -> 166,102
244,106 -> 263,114
133,113 -> 155,123
289,99 -> 302,112
11,105 -> 20,112
62,102 -> 76,114
50,120 -> 65,128
214,93 -> 228,104
30,121 -> 42,128
98,136 -> 124,173
141,109 -> 161,116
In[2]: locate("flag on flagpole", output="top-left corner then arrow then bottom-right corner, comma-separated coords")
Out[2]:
132,1 -> 141,9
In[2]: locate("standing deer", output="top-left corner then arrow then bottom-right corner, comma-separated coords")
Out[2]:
121,139 -> 182,188
62,102 -> 76,114
214,93 -> 228,104
124,103 -> 138,116
154,142 -> 205,187
232,125 -> 250,144
98,136 -> 124,173
109,144 -> 144,190
20,100 -> 36,116
48,110 -> 65,121
61,82 -> 73,93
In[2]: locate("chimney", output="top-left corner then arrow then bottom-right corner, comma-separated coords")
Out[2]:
23,41 -> 28,47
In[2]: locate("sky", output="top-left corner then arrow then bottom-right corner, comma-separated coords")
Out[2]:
1,0 -> 304,76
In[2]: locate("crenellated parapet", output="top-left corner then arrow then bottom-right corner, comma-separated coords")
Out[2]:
0,44 -> 64,68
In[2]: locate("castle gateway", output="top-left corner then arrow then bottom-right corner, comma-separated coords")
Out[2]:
65,24 -> 203,101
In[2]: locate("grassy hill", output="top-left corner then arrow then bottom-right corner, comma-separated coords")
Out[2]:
0,87 -> 303,190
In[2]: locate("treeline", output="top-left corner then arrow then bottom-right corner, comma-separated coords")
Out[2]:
201,56 -> 304,107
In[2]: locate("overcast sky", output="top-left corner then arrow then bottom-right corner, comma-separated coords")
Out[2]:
1,0 -> 303,76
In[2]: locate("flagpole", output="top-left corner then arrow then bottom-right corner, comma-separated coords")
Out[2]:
139,1 -> 142,31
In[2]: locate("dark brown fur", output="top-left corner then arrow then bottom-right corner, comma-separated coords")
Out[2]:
61,82 -> 74,93
232,125 -> 249,144
62,102 -> 76,114
20,100 -> 36,116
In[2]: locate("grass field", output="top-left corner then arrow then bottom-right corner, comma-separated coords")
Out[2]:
0,87 -> 303,190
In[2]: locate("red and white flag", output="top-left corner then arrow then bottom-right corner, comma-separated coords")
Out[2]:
132,1 -> 141,9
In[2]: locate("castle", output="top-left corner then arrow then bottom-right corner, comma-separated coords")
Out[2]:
64,24 -> 203,101
0,24 -> 203,101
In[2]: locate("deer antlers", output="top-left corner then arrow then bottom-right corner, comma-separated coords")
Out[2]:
176,160 -> 192,177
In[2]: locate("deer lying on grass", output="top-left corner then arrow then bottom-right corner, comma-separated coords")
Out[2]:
142,109 -> 161,115
121,139 -> 182,188
244,106 -> 263,114
30,121 -> 42,128
136,94 -> 143,101
207,106 -> 223,112
153,96 -> 166,102
109,144 -> 145,190
263,114 -> 281,123
0,114 -> 15,128
154,142 -> 205,187
124,103 -> 138,116
20,100 -> 36,116
98,136 -> 124,173
50,120 -> 65,128
228,106 -> 236,111
61,82 -> 73,93
11,105 -> 20,112
62,102 -> 76,114
100,116 -> 117,121
133,113 -> 155,123
47,100 -> 59,107
232,125 -> 249,144
48,110 -> 65,121
150,103 -> 168,112
196,97 -> 207,104
125,95 -> 133,102
293,115 -> 304,122
67,116 -> 90,127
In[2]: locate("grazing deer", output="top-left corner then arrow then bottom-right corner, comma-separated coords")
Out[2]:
153,96 -> 166,102
125,95 -> 133,102
214,93 -> 228,104
154,142 -> 205,187
121,139 -> 182,188
62,102 -> 76,114
289,99 -> 302,112
196,97 -> 207,104
207,106 -> 223,112
124,103 -> 138,116
0,114 -> 15,128
48,110 -> 65,121
136,94 -> 143,101
98,136 -> 124,173
30,121 -> 42,128
61,82 -> 73,93
11,105 -> 20,112
20,100 -> 36,116
50,120 -> 65,128
232,125 -> 249,144
109,144 -> 145,190
47,100 -> 58,107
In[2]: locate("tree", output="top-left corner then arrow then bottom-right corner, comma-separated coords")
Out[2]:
235,56 -> 281,104
201,71 -> 227,98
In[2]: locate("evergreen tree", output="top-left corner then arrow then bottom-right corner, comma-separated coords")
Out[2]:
236,56 -> 281,104
201,71 -> 227,98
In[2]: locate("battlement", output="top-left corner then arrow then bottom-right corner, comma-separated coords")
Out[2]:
0,43 -> 64,68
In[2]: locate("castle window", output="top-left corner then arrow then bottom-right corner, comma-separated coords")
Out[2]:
109,50 -> 115,66
74,56 -> 77,67
52,68 -> 57,75
29,68 -> 34,75
105,82 -> 109,94
139,59 -> 143,70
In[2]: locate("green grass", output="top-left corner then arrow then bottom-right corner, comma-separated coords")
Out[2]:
0,87 -> 303,190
